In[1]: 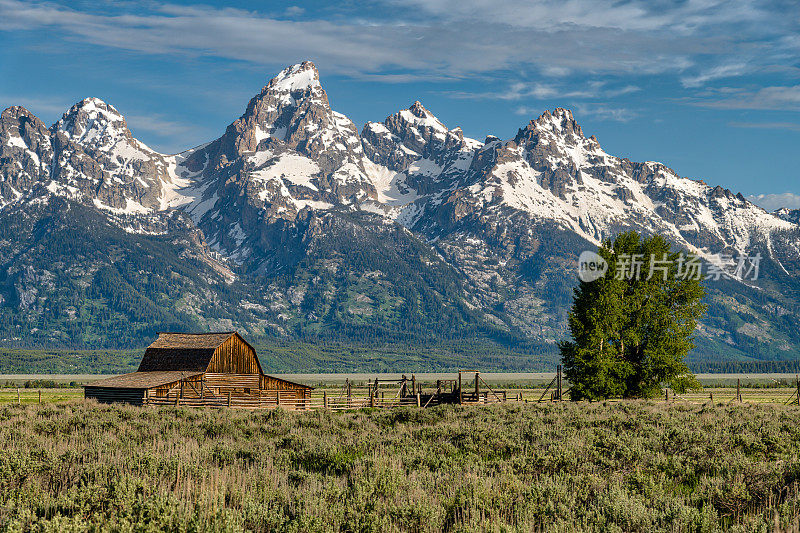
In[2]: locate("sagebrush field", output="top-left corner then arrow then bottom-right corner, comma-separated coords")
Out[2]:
1,401 -> 800,532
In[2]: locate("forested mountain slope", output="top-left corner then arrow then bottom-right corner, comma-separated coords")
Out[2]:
1,61 -> 799,365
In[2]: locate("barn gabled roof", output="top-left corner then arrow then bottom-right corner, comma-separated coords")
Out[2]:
85,371 -> 202,389
137,332 -> 261,373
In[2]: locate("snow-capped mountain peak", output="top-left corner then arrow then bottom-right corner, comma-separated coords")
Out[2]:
55,98 -> 130,146
28,97 -> 182,217
163,61 -> 384,257
362,101 -> 480,177
2,61 -> 800,356
528,107 -> 584,138
266,61 -> 322,94
400,101 -> 449,135
1,62 -> 797,271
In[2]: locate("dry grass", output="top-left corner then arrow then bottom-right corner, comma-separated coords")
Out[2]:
0,401 -> 800,531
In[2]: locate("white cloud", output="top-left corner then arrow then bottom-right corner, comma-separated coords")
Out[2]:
452,80 -> 639,102
1,0 -> 798,138
388,0 -> 765,34
681,63 -> 750,88
486,83 -> 592,101
729,121 -> 800,132
573,104 -> 638,122
747,193 -> 800,211
0,0 -> 787,83
0,0 -> 418,74
124,113 -> 211,153
283,6 -> 305,17
697,85 -> 800,111
514,106 -> 538,116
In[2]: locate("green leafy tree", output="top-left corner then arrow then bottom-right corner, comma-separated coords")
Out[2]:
561,232 -> 706,400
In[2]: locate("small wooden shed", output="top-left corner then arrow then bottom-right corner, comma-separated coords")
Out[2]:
84,332 -> 312,406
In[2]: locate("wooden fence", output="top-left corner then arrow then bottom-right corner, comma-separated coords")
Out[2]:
141,372 -> 526,411
143,391 -> 426,411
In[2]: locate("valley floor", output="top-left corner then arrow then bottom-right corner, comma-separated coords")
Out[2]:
1,383 -> 800,406
1,401 -> 800,531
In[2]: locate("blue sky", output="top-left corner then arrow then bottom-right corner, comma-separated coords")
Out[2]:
1,0 -> 799,209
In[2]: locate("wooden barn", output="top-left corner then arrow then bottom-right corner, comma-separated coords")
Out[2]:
85,332 -> 312,406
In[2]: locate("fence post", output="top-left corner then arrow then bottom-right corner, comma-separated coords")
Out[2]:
38,389 -> 41,404
737,378 -> 742,402
458,372 -> 463,405
17,388 -> 20,405
276,390 -> 281,408
323,391 -> 328,409
794,376 -> 800,405
227,390 -> 232,407
557,364 -> 562,401
416,392 -> 421,408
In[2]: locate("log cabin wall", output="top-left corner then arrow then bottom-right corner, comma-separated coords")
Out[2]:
260,375 -> 311,398
204,373 -> 260,395
261,375 -> 303,391
206,335 -> 260,374
150,375 -> 204,398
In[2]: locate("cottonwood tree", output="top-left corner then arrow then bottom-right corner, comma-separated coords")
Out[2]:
561,232 -> 706,400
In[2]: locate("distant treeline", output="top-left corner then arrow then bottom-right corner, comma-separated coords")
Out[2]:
690,360 -> 800,374
0,379 -> 78,388
254,337 -> 557,373
0,348 -> 141,374
0,338 -> 559,374
3,339 -> 798,375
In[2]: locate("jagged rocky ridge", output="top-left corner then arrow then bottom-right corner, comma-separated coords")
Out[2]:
2,61 -> 800,361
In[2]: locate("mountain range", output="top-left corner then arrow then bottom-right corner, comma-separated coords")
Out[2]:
2,61 -> 799,365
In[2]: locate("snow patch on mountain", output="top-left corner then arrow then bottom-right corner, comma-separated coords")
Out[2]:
250,152 -> 321,192
6,136 -> 27,150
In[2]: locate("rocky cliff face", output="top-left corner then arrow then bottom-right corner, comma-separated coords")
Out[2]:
0,106 -> 54,207
1,61 -> 799,359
